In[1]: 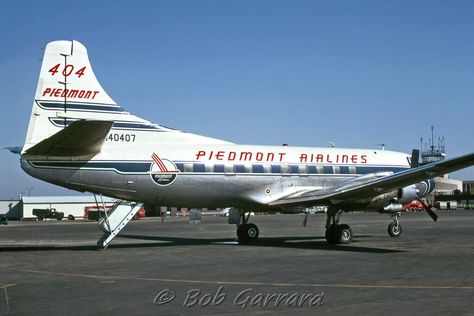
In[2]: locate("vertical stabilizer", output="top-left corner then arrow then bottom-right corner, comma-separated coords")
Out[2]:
22,40 -> 230,156
23,40 -> 123,154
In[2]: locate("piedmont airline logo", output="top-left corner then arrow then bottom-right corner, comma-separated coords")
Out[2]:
150,153 -> 180,186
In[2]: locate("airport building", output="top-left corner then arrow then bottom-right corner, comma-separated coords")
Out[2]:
433,175 -> 462,194
434,180 -> 474,210
0,195 -> 217,221
463,180 -> 474,194
418,129 -> 474,209
0,196 -> 116,220
418,127 -> 463,203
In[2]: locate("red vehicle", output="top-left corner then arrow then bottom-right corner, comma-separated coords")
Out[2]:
133,207 -> 146,220
402,200 -> 425,212
84,205 -> 113,220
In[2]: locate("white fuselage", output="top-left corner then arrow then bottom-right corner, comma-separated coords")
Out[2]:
22,124 -> 411,211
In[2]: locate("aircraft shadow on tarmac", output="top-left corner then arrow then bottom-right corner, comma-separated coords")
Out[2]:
0,235 -> 405,253
116,234 -> 405,254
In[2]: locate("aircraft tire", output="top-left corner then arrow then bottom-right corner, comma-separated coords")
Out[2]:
326,224 -> 353,244
336,224 -> 353,244
325,225 -> 338,244
388,222 -> 402,237
237,223 -> 259,242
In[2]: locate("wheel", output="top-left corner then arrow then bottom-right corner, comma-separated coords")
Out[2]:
246,223 -> 259,241
388,222 -> 402,237
237,223 -> 259,242
325,224 -> 353,244
68,215 -> 75,221
37,216 -> 44,221
325,224 -> 338,244
133,214 -> 139,220
56,212 -> 64,220
237,224 -> 246,240
336,224 -> 353,244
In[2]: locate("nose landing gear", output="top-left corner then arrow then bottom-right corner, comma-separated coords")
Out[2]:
388,212 -> 402,237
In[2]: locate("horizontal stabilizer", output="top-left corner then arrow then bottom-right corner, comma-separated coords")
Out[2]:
4,147 -> 23,155
24,120 -> 113,157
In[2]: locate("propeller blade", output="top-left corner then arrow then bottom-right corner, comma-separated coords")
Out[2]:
424,205 -> 438,222
417,198 -> 438,222
303,212 -> 308,227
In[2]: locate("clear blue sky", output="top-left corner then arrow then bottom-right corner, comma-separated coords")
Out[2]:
0,0 -> 473,198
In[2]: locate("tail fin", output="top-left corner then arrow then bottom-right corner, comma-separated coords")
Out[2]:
23,40 -> 140,154
23,40 -> 230,156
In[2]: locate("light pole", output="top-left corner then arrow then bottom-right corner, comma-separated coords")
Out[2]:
24,187 -> 35,196
17,191 -> 25,200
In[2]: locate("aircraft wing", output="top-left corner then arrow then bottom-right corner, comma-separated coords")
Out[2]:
269,152 -> 474,207
24,120 -> 113,157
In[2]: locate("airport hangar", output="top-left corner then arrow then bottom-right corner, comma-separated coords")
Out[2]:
0,196 -> 116,221
0,196 -> 200,220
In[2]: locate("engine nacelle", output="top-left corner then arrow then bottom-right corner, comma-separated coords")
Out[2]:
415,179 -> 436,197
397,184 -> 419,204
398,180 -> 436,204
382,203 -> 403,213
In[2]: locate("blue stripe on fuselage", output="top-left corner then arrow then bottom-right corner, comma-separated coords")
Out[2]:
28,161 -> 409,176
49,118 -> 164,131
37,101 -> 127,113
29,161 -> 152,173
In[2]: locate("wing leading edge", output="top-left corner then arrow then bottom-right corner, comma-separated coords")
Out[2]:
269,152 -> 474,207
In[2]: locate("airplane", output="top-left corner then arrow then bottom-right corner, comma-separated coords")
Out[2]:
15,40 -> 474,246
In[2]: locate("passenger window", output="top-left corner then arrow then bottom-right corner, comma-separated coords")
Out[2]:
225,164 -> 235,176
299,165 -> 308,176
184,163 -> 193,173
281,164 -> 290,176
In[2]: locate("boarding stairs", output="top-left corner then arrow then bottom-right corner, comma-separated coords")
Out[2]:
97,200 -> 143,249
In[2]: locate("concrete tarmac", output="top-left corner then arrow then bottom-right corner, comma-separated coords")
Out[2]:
1,210 -> 474,315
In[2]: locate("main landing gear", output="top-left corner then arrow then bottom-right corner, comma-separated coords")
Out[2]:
325,208 -> 353,244
387,212 -> 402,237
236,212 -> 259,243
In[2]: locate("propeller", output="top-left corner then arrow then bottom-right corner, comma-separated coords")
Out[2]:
411,149 -> 437,221
417,198 -> 438,222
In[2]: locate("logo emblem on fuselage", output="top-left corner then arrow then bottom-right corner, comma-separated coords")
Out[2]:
150,153 -> 179,186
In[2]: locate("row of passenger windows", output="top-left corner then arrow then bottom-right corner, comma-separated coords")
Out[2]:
174,163 -> 402,175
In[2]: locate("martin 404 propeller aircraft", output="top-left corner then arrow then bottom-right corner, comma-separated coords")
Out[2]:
14,40 -> 474,248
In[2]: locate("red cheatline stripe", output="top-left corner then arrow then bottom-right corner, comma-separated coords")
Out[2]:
151,153 -> 169,172
152,156 -> 167,172
152,153 -> 168,172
